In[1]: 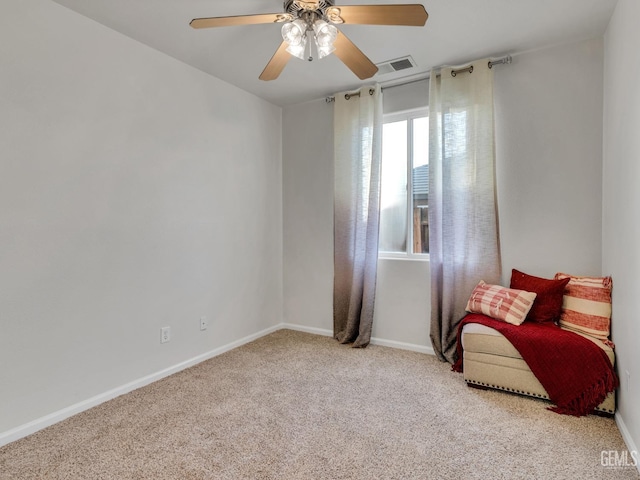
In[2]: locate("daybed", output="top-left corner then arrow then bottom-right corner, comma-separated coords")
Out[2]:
454,270 -> 618,416
460,321 -> 615,414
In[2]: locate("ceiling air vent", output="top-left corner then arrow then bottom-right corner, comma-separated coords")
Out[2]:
376,56 -> 417,75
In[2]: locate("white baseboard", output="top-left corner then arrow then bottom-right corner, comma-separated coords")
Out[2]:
1,322 -> 434,448
280,322 -> 435,355
280,323 -> 333,337
370,336 -> 435,355
0,324 -> 281,448
615,412 -> 640,475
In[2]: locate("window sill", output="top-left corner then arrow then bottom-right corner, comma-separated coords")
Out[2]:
378,253 -> 430,262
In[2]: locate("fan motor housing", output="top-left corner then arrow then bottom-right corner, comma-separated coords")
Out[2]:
285,0 -> 335,16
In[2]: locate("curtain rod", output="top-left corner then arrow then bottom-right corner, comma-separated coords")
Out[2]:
325,55 -> 512,103
451,55 -> 512,77
343,88 -> 375,100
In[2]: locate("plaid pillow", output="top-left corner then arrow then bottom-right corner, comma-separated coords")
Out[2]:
465,281 -> 537,326
554,273 -> 613,341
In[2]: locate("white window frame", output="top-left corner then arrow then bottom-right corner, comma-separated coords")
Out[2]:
379,107 -> 429,261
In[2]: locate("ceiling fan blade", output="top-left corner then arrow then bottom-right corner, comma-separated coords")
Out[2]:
333,31 -> 378,80
259,42 -> 292,81
190,13 -> 290,29
332,5 -> 428,26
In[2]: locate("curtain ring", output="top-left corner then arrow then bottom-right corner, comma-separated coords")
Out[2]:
344,88 -> 374,100
451,65 -> 473,77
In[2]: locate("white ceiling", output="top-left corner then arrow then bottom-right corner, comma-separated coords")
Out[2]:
51,0 -> 617,106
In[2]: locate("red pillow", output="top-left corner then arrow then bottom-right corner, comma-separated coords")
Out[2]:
510,269 -> 570,323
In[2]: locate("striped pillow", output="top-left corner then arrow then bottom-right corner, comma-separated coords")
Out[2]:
465,281 -> 537,326
554,273 -> 612,341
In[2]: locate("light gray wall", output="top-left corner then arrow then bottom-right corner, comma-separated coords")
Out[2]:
0,0 -> 282,435
382,80 -> 429,114
371,258 -> 430,347
603,0 -> 640,456
495,38 -> 604,281
282,37 -> 605,350
282,99 -> 334,332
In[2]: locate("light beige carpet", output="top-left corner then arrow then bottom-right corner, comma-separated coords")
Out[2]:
1,329 -> 638,479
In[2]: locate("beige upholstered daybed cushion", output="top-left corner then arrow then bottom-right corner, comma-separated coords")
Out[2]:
461,323 -> 616,414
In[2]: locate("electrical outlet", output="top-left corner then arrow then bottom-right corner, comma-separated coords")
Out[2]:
161,326 -> 171,344
626,370 -> 631,393
200,316 -> 208,331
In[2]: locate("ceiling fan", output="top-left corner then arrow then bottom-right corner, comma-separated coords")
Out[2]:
190,1 -> 428,81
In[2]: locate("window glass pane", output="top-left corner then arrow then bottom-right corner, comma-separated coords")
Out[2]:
412,116 -> 429,253
379,120 -> 408,253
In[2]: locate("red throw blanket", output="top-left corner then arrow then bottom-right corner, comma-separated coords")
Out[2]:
452,313 -> 618,416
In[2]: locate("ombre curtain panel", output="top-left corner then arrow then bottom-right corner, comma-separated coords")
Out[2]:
428,60 -> 502,363
333,85 -> 383,347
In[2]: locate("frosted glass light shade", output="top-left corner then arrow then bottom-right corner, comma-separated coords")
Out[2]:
281,19 -> 307,46
313,20 -> 337,47
286,36 -> 307,60
317,44 -> 336,59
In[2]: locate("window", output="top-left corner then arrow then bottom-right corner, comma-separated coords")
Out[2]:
379,109 -> 429,256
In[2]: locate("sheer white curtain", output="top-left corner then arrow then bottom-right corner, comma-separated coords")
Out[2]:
428,60 -> 502,363
333,85 -> 383,347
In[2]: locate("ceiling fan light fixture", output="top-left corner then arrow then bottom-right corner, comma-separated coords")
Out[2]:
281,18 -> 307,46
317,43 -> 336,59
313,20 -> 337,48
286,36 -> 308,60
325,7 -> 344,25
